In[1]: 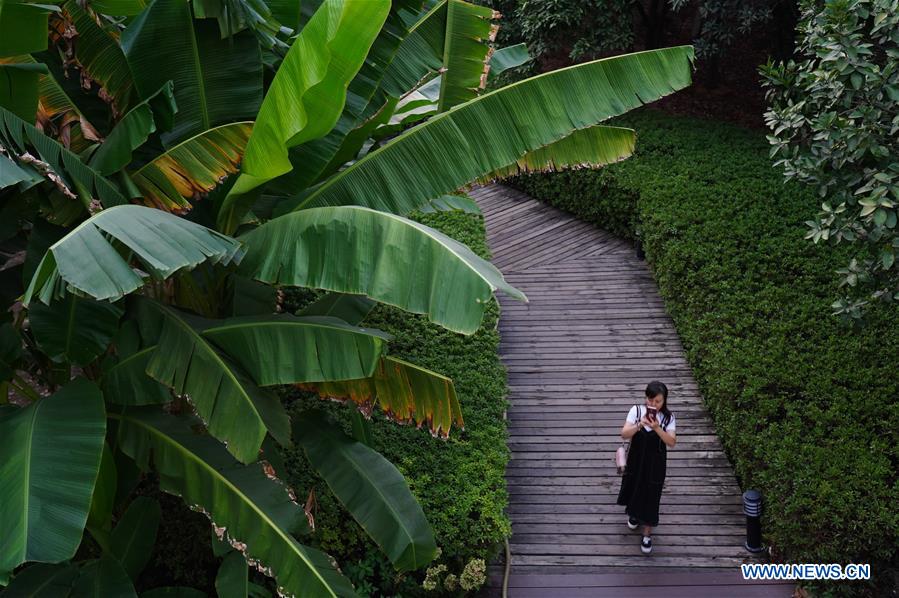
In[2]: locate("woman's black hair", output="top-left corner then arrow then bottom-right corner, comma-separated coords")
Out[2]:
645,380 -> 671,426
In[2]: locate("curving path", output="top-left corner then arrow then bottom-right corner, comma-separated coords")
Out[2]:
471,184 -> 790,597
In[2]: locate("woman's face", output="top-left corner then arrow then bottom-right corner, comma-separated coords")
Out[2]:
644,394 -> 665,409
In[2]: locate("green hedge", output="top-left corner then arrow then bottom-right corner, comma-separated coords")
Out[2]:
511,110 -> 899,596
278,209 -> 511,597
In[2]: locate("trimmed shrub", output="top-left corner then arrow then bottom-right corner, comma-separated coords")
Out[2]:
511,110 -> 899,596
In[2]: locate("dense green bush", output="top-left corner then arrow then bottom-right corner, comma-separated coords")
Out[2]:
511,110 -> 899,596
278,209 -> 511,597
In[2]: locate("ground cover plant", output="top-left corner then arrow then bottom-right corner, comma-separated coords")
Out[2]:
511,109 -> 899,595
0,0 -> 694,595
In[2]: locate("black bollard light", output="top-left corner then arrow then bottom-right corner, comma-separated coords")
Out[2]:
743,490 -> 765,553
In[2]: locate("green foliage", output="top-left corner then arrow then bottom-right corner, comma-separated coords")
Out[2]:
279,210 -> 511,597
761,0 -> 899,319
511,110 -> 899,595
516,0 -> 633,62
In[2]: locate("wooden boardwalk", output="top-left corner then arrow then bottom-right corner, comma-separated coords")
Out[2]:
470,185 -> 792,597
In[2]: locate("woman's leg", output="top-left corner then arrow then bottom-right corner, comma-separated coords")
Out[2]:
642,525 -> 652,536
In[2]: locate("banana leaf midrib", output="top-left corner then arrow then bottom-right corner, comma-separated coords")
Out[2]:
202,318 -> 391,340
108,411 -> 338,597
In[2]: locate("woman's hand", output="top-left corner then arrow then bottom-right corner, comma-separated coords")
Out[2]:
639,416 -> 653,428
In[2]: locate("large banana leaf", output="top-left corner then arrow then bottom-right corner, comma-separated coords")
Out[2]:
479,125 -> 636,182
201,314 -> 390,385
298,293 -> 376,325
22,205 -> 244,306
267,0 -> 418,195
0,105 -> 126,209
217,0 -> 391,233
88,82 -> 176,176
0,2 -> 56,57
0,379 -> 106,575
298,356 -> 463,438
239,206 -> 525,334
121,0 -> 262,145
0,563 -> 79,596
295,411 -> 437,571
437,0 -> 495,112
0,61 -> 44,121
112,408 -> 356,598
61,1 -> 136,115
377,1 -> 445,99
101,322 -> 172,406
140,301 -> 290,464
286,46 -> 694,215
28,294 -> 123,365
130,122 -> 253,213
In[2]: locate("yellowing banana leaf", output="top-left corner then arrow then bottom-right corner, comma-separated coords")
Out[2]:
130,122 -> 253,213
60,1 -> 136,115
238,206 -> 526,334
140,300 -> 290,464
112,408 -> 356,598
217,0 -> 391,233
0,379 -> 106,575
295,411 -> 438,570
121,0 -> 262,146
22,205 -> 244,306
437,0 -> 495,112
289,46 -> 694,216
299,355 -> 463,438
478,125 -> 636,182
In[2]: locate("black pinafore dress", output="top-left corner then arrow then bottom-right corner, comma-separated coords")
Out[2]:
616,408 -> 668,527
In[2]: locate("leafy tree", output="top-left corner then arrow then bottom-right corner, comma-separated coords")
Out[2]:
0,0 -> 693,595
761,0 -> 899,319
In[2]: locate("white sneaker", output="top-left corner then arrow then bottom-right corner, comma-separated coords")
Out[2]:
641,536 -> 652,554
627,517 -> 639,531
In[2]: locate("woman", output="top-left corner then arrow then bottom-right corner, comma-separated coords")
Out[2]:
616,380 -> 677,554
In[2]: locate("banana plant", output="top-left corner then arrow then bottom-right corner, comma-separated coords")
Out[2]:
0,0 -> 692,594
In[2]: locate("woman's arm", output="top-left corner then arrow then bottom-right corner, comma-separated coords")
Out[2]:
651,420 -> 677,447
621,419 -> 642,440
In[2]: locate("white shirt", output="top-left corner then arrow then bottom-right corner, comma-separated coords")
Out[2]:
627,405 -> 676,433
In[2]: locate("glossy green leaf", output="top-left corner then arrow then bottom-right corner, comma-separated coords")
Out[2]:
378,1 -> 445,99
437,0 -> 495,112
23,205 -> 244,306
479,125 -> 636,182
0,379 -> 106,574
109,496 -> 161,581
218,0 -> 391,232
268,0 -> 418,195
215,551 -> 248,598
289,46 -> 694,215
239,206 -> 525,334
296,411 -> 437,571
130,122 -> 253,213
0,105 -> 126,209
102,346 -> 172,406
0,152 -> 34,189
28,294 -> 123,365
113,408 -> 356,598
299,356 -> 463,438
73,554 -> 137,598
122,0 -> 262,145
141,300 -> 290,463
201,314 -> 390,385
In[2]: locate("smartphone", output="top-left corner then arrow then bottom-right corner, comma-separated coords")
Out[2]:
645,407 -> 658,421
